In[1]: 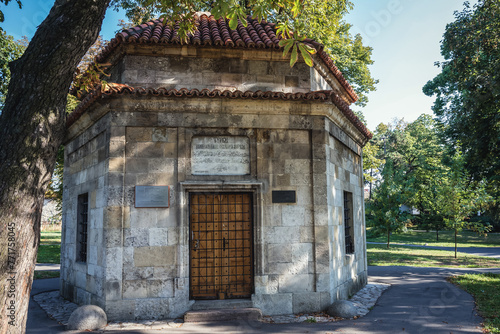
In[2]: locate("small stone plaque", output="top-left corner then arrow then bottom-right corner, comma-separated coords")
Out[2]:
272,190 -> 296,204
135,186 -> 170,208
191,136 -> 250,175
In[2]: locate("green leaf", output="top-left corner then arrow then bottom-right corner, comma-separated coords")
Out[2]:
275,23 -> 290,39
252,5 -> 269,21
280,39 -> 294,58
278,39 -> 289,47
238,13 -> 247,27
290,44 -> 298,67
229,14 -> 238,30
291,0 -> 302,18
298,43 -> 313,67
302,43 -> 317,54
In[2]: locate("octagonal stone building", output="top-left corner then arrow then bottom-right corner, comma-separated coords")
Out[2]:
61,13 -> 372,320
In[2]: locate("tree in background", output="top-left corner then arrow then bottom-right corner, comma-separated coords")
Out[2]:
0,29 -> 26,108
401,115 -> 447,240
437,150 -> 492,258
367,159 -> 409,248
366,120 -> 409,247
423,0 -> 500,224
367,116 -> 454,241
362,140 -> 383,200
0,1 -> 376,331
368,115 -> 495,249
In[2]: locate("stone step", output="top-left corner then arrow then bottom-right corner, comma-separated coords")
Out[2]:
184,308 -> 262,323
191,299 -> 253,311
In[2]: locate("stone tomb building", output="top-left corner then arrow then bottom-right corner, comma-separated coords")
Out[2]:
61,14 -> 372,320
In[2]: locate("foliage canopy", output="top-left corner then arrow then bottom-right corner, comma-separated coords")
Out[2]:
366,115 -> 495,245
423,0 -> 500,198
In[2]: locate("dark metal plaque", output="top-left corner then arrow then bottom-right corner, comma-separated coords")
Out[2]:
272,190 -> 296,204
135,186 -> 170,208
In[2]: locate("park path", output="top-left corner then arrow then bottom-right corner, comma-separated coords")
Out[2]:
35,263 -> 60,271
367,241 -> 500,258
28,266 -> 500,334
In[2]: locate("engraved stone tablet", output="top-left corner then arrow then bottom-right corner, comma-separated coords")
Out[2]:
272,190 -> 296,203
191,136 -> 250,175
135,186 -> 170,208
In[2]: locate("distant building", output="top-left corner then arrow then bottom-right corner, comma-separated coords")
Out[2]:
61,14 -> 372,320
400,204 -> 420,215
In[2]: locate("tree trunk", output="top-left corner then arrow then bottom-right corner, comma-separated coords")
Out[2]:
387,227 -> 390,249
369,168 -> 373,200
454,226 -> 458,259
0,1 -> 109,332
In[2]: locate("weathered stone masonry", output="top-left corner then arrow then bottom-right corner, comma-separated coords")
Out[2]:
61,15 -> 371,321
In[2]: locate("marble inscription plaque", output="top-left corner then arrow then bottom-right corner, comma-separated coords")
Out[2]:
191,136 -> 250,175
135,186 -> 170,208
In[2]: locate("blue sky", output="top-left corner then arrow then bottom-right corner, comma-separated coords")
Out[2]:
0,0 -> 472,130
347,0 -> 474,130
0,1 -> 125,40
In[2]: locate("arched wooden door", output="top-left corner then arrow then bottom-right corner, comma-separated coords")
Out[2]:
189,193 -> 254,300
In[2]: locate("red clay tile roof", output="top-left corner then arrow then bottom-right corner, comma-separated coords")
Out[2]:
67,84 -> 372,140
96,14 -> 359,102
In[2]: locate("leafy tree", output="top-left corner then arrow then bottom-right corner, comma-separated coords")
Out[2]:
0,29 -> 26,108
401,115 -> 447,239
367,161 -> 410,248
371,115 -> 494,247
362,140 -> 383,200
362,123 -> 392,200
423,0 -> 500,221
437,150 -> 492,258
0,1 -> 375,331
369,116 -> 449,240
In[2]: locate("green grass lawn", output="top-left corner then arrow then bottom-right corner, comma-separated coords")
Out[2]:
40,231 -> 61,243
37,231 -> 61,264
449,273 -> 500,333
367,230 -> 500,248
367,244 -> 500,268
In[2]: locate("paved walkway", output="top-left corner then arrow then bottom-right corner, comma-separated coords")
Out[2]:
35,263 -> 61,271
367,242 -> 500,258
27,266 -> 500,333
27,278 -> 66,334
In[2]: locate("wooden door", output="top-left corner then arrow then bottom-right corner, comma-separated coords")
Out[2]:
189,193 -> 253,300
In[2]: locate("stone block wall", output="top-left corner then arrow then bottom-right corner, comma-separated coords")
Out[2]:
251,129 -> 317,315
325,119 -> 367,301
107,125 -> 190,320
61,114 -> 111,307
110,54 -> 312,93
